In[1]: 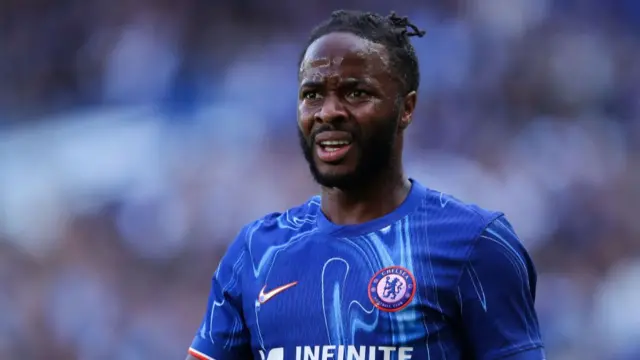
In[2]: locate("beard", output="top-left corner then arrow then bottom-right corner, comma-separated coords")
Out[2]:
298,111 -> 400,190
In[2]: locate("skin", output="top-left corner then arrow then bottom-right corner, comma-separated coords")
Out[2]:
186,31 -> 418,360
297,32 -> 417,225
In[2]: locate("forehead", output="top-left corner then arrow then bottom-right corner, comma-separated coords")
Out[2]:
299,32 -> 391,82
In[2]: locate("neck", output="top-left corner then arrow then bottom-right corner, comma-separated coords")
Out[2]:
320,169 -> 411,226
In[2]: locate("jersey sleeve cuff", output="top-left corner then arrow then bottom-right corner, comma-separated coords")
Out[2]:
188,347 -> 216,360
189,335 -> 217,360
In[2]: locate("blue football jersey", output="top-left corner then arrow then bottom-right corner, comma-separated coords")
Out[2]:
189,180 -> 545,360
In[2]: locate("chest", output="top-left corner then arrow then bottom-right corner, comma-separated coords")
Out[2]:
241,234 -> 462,347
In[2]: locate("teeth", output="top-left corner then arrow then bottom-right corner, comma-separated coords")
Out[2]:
320,140 -> 350,146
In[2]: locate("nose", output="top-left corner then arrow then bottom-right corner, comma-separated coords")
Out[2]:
314,94 -> 347,124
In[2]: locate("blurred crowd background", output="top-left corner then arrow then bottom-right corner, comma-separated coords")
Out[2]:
1,0 -> 639,359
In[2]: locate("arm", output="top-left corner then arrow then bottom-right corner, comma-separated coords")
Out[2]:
186,233 -> 252,360
457,216 -> 545,359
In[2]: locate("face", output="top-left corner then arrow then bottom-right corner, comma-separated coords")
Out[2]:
297,32 -> 415,190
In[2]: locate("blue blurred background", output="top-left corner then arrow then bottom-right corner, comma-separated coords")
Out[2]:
1,1 -> 639,359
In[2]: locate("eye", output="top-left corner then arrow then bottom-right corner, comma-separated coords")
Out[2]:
302,91 -> 321,100
347,90 -> 368,99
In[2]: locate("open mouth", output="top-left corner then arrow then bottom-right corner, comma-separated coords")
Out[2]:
316,140 -> 352,163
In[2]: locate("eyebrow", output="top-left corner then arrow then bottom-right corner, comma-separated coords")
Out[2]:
299,78 -> 375,88
299,80 -> 322,88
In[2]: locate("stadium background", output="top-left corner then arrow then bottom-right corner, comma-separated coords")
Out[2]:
1,0 -> 639,359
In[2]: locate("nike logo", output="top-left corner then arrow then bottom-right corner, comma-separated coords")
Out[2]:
258,281 -> 298,304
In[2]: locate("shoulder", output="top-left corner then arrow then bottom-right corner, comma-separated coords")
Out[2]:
227,196 -> 322,254
416,186 -> 535,284
471,216 -> 534,274
435,196 -> 535,285
410,184 -> 522,271
427,187 -> 501,223
419,186 -> 503,240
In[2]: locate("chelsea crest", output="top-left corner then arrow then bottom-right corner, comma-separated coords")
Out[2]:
368,265 -> 417,312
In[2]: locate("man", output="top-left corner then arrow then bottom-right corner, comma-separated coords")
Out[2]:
187,10 -> 545,360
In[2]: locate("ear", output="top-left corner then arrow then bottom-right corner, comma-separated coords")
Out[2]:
399,91 -> 417,130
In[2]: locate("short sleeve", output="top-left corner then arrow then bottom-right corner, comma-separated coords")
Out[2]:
457,216 -> 545,359
189,232 -> 252,360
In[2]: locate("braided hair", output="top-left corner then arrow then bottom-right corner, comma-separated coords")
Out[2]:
299,10 -> 426,95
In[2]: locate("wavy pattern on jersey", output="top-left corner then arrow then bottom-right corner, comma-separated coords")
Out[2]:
318,216 -> 423,349
321,257 -> 350,344
412,203 -> 449,359
246,200 -> 425,352
247,202 -> 320,351
200,243 -> 246,349
480,216 -> 539,345
191,186 -> 545,360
